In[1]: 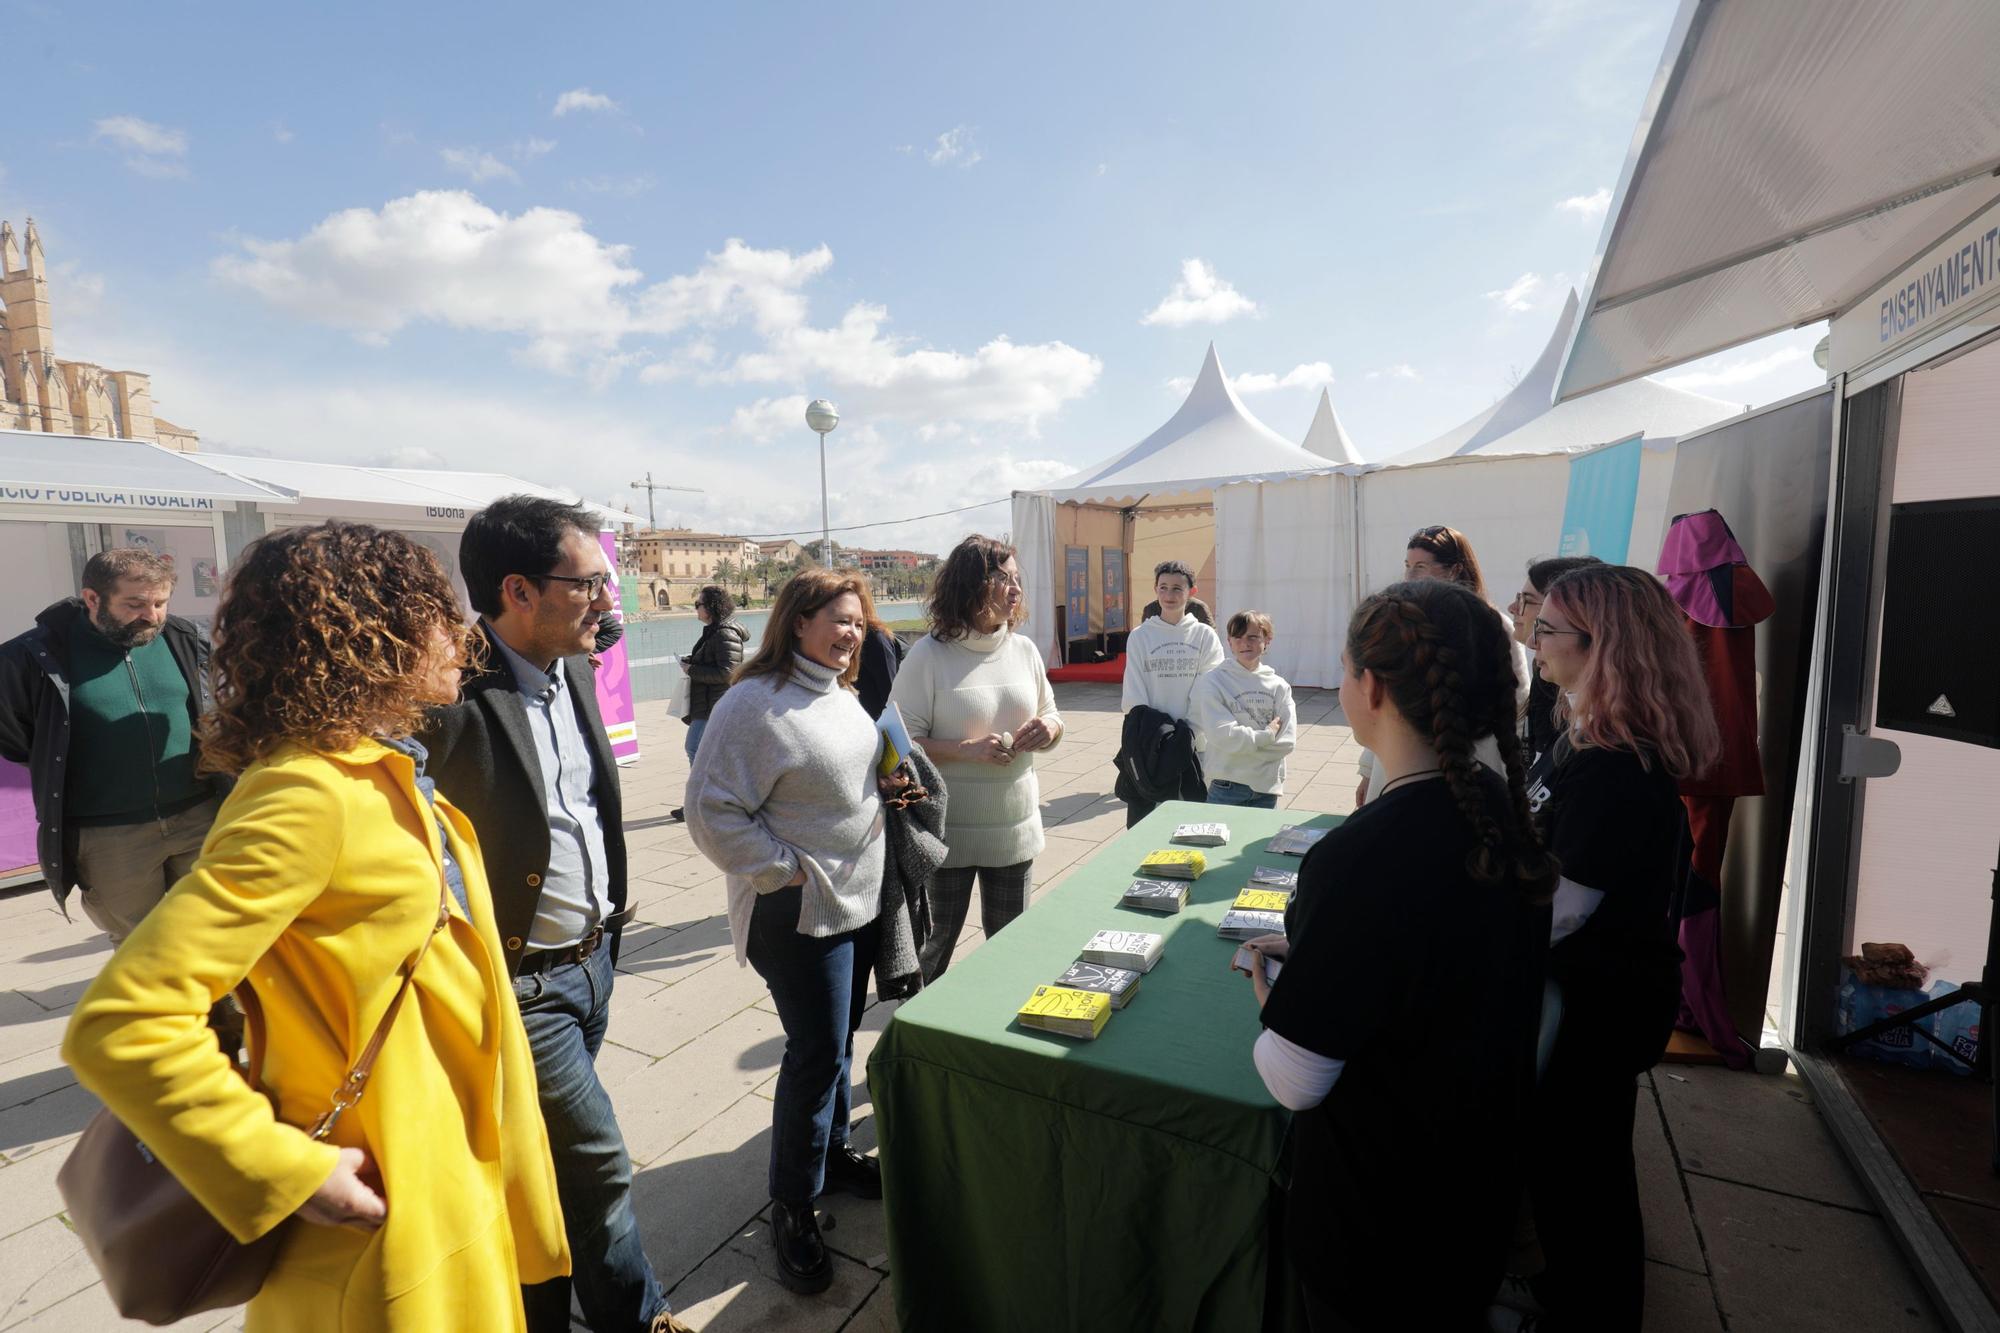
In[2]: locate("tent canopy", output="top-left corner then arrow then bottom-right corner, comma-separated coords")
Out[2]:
1046,344 -> 1335,506
1301,388 -> 1361,464
1557,0 -> 2000,400
1396,291 -> 1743,463
0,429 -> 296,504
203,454 -> 643,527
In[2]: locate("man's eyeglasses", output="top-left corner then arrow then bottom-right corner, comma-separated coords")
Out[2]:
1529,618 -> 1590,644
534,572 -> 613,599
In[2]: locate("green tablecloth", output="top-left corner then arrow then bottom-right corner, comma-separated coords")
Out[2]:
868,800 -> 1342,1333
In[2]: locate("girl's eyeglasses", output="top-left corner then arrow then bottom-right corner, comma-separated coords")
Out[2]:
1529,618 -> 1590,645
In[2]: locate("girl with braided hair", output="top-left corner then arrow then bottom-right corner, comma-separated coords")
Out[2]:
1243,578 -> 1554,1331
1506,563 -> 1719,1332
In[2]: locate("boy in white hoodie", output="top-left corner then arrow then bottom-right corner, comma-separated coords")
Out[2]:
1191,610 -> 1297,808
1121,560 -> 1226,719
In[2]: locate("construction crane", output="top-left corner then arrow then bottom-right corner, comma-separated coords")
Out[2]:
628,472 -> 704,530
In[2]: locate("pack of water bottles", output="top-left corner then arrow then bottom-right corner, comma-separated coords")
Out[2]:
1836,969 -> 1981,1074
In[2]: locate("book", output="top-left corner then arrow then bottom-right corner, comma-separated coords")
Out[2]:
1249,866 -> 1298,890
1120,878 -> 1190,914
1054,959 -> 1142,1009
1137,848 -> 1207,880
1216,907 -> 1287,941
1171,821 -> 1230,847
1016,985 -> 1112,1040
1080,928 -> 1166,973
1231,886 -> 1292,913
1230,944 -> 1284,986
1267,824 -> 1330,857
877,701 -> 917,779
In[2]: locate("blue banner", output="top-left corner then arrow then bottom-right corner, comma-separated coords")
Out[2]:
1065,546 -> 1090,639
1557,435 -> 1644,563
1101,547 -> 1127,632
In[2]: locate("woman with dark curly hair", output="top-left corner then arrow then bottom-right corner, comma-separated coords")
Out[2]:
888,534 -> 1061,981
1242,578 -> 1552,1330
63,522 -> 569,1332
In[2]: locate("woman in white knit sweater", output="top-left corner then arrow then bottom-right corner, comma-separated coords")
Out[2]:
889,535 -> 1063,982
685,568 -> 890,1296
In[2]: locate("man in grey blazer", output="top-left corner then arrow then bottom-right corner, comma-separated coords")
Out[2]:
420,496 -> 692,1333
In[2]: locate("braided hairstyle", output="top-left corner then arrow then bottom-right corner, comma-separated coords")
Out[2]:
1346,579 -> 1556,901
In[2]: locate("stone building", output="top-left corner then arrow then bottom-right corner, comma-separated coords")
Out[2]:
757,538 -> 805,564
624,528 -> 761,609
0,219 -> 199,450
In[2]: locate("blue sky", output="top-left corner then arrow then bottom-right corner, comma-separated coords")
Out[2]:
7,0 -> 1824,553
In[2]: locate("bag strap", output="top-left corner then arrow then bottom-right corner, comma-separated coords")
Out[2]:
302,863 -> 450,1143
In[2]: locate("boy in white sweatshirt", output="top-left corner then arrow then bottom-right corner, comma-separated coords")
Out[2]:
1121,560 -> 1226,719
1190,610 -> 1297,808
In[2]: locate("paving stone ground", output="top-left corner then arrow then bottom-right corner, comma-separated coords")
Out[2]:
0,684 -> 1943,1330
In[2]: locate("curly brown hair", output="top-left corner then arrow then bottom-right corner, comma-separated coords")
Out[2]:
925,534 -> 1021,643
199,522 -> 475,775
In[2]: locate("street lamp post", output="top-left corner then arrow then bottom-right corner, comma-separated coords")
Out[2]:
805,399 -> 840,566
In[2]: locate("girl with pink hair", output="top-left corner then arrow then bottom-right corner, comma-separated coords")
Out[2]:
1505,563 -> 1718,1331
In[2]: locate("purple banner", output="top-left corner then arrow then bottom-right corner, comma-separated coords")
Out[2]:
0,760 -> 38,875
595,531 -> 641,762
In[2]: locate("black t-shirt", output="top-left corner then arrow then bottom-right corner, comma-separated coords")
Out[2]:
1262,773 -> 1550,1322
1527,737 -> 1687,1071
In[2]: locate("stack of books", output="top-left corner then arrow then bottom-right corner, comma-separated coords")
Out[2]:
1230,944 -> 1284,985
1248,866 -> 1298,891
1171,821 -> 1230,847
1217,885 -> 1289,940
1121,878 -> 1190,914
1267,824 -> 1330,857
1054,959 -> 1142,1009
1015,985 -> 1113,1040
1138,848 -> 1207,879
1081,928 -> 1166,972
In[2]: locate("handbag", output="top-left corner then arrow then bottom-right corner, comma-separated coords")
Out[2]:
58,871 -> 449,1325
668,664 -> 692,720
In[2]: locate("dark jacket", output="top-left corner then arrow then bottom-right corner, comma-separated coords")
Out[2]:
877,744 -> 948,1003
0,599 -> 214,909
856,628 -> 905,721
1114,704 -> 1205,827
683,620 -> 747,723
418,621 -> 629,975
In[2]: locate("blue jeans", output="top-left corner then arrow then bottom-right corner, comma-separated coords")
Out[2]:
514,946 -> 667,1331
1208,779 -> 1278,809
683,716 -> 707,765
744,885 -> 876,1205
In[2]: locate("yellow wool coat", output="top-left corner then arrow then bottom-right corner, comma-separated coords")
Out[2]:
63,738 -> 569,1332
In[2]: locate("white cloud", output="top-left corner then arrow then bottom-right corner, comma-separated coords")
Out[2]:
927,126 -> 982,168
271,122 -> 294,145
570,172 -> 655,197
1483,272 -> 1546,313
514,137 -> 557,160
1555,187 -> 1611,222
93,116 -> 189,177
1658,344 -> 1808,391
217,192 -> 1101,429
729,394 -> 813,442
1140,259 -> 1259,327
1367,363 -> 1420,381
553,88 -> 617,117
439,147 -> 520,184
1232,362 -> 1336,394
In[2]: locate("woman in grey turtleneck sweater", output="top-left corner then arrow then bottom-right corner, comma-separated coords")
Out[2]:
685,567 -> 888,1297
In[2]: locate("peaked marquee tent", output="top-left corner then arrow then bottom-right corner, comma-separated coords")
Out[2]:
1301,387 -> 1362,464
1013,344 -> 1337,666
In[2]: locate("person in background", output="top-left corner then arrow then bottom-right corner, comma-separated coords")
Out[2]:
1503,564 -> 1718,1332
1355,524 -> 1512,805
64,522 -> 570,1330
0,548 -> 221,943
1506,555 -> 1603,763
855,606 -> 906,721
670,584 -> 747,822
420,497 -> 690,1333
1124,560 -> 1224,719
1190,610 -> 1296,810
890,535 -> 1062,981
1241,578 -> 1554,1330
1140,596 -> 1214,627
685,569 -> 890,1296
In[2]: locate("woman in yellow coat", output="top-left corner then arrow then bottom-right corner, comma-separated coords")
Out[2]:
63,522 -> 570,1331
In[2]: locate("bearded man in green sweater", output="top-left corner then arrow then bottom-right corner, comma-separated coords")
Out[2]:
0,547 -> 220,943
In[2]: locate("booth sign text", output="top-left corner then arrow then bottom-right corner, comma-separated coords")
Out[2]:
1831,198 -> 2000,376
0,487 -> 216,511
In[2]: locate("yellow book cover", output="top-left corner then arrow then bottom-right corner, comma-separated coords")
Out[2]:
1232,887 -> 1291,913
1016,985 -> 1112,1038
1137,849 -> 1207,878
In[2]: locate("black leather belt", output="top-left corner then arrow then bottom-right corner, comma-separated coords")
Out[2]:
518,925 -> 607,976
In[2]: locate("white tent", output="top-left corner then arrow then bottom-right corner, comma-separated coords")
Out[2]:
1014,344 -> 1334,665
1301,388 -> 1362,464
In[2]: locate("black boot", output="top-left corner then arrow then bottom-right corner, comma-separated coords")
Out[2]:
819,1144 -> 883,1200
669,807 -> 685,822
770,1198 -> 832,1294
